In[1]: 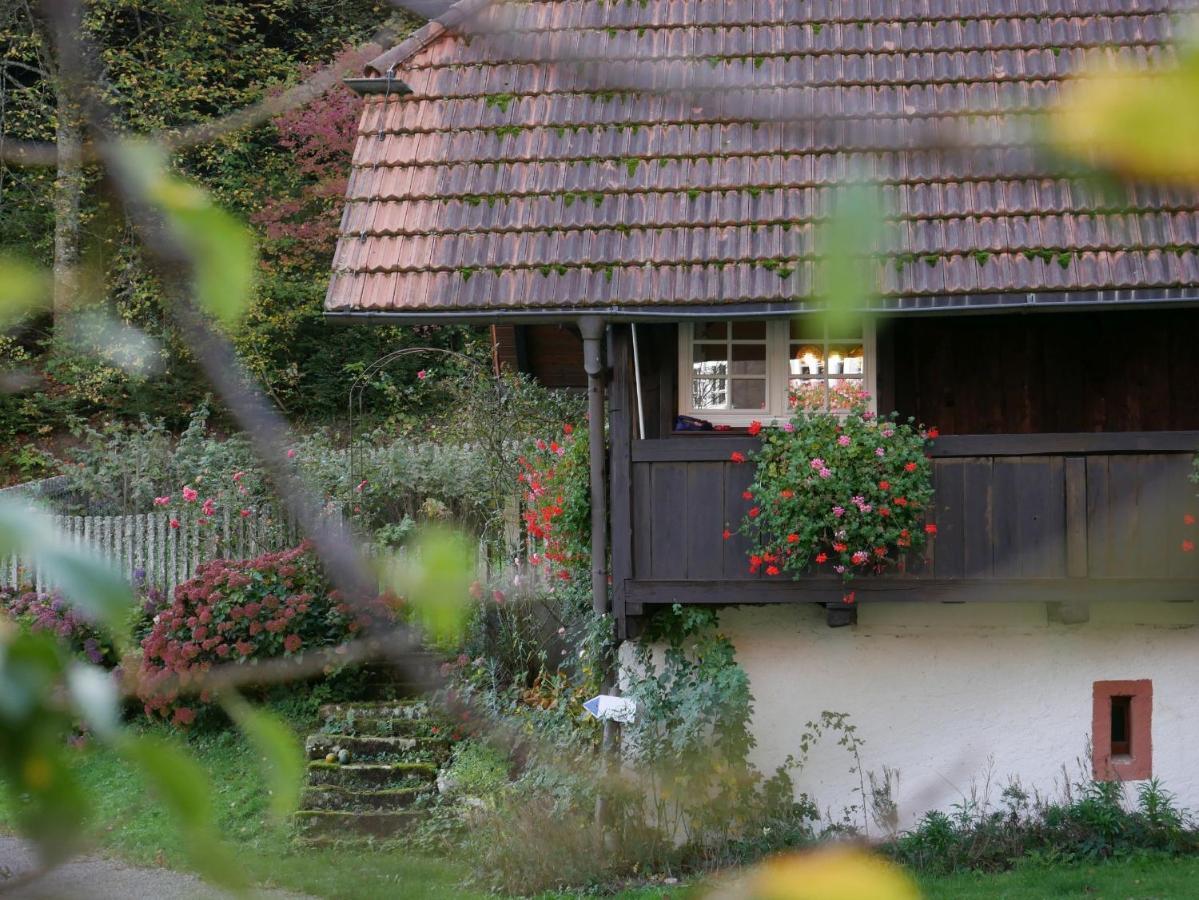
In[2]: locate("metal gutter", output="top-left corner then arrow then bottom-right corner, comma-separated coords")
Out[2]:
324,289 -> 1199,325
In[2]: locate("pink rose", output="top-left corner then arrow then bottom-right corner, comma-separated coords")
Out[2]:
169,518 -> 181,529
286,448 -> 297,459
181,486 -> 198,502
417,370 -> 427,380
153,496 -> 171,507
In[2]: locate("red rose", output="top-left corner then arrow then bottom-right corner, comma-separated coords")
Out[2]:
747,420 -> 762,436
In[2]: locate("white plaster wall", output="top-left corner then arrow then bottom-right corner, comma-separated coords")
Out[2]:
623,600 -> 1199,833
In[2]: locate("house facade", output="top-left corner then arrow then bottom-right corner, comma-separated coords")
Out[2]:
326,0 -> 1199,826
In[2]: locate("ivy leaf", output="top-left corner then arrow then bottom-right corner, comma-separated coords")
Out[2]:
221,693 -> 304,823
120,735 -> 247,892
114,141 -> 256,326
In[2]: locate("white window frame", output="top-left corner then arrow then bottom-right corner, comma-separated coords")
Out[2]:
676,319 -> 877,427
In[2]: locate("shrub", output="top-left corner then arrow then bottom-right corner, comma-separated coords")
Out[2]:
137,541 -> 396,724
517,421 -> 590,582
1,586 -> 117,667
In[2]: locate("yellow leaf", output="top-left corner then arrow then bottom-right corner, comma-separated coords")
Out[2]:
710,846 -> 922,900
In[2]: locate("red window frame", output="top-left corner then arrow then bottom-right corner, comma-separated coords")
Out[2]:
1092,680 -> 1152,781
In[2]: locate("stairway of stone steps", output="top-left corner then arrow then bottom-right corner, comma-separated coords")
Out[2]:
294,700 -> 451,842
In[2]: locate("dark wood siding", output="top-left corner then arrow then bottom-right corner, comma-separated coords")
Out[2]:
617,433 -> 1199,605
493,324 -> 586,388
887,310 -> 1199,434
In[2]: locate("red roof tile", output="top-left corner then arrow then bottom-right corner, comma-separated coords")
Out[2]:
326,0 -> 1199,317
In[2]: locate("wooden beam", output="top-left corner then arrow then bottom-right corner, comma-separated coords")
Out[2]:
624,577 -> 1199,611
631,431 -> 1199,463
608,326 -> 633,640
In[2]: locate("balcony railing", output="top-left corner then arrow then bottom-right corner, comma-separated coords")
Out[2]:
612,431 -> 1199,617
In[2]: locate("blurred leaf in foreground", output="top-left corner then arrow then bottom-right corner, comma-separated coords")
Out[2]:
0,502 -> 133,648
710,845 -> 922,900
379,525 -> 475,647
815,181 -> 885,335
120,735 -> 248,893
1050,36 -> 1199,184
0,255 -> 50,326
112,141 -> 257,326
222,692 -> 304,823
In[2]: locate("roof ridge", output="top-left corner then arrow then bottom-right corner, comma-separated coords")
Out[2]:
365,0 -> 494,77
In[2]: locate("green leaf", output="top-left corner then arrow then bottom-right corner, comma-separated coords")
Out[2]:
0,502 -> 132,646
114,141 -> 256,326
816,181 -> 885,334
120,735 -> 247,892
221,693 -> 303,823
379,526 -> 474,647
66,662 -> 120,741
0,255 -> 49,325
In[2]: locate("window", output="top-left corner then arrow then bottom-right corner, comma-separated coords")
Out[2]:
678,319 -> 876,426
1092,680 -> 1152,781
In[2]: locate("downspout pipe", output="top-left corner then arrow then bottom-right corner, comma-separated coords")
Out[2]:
579,316 -> 608,617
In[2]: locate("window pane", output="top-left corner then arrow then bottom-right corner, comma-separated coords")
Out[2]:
692,343 -> 728,376
827,344 -> 864,375
789,344 -> 825,376
731,343 -> 766,375
830,378 -> 867,408
828,320 -> 864,340
731,379 -> 766,410
789,319 -> 823,341
693,321 -> 727,340
691,379 -> 727,409
789,379 -> 827,410
731,321 -> 767,340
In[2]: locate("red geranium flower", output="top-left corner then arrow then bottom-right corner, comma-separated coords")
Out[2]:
742,490 -> 754,501
843,591 -> 856,605
879,480 -> 890,490
747,420 -> 762,436
786,533 -> 799,544
780,489 -> 794,499
815,552 -> 828,564
722,528 -> 732,540
904,462 -> 918,473
766,565 -> 780,576
1184,540 -> 1195,553
925,523 -> 938,535
927,428 -> 940,439
748,506 -> 760,518
730,451 -> 746,463
1186,514 -> 1196,526
879,507 -> 891,517
833,542 -> 848,553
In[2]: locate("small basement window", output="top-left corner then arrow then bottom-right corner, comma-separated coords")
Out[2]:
1092,680 -> 1152,781
677,319 -> 876,427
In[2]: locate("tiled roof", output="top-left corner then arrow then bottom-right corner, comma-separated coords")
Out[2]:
326,0 -> 1199,317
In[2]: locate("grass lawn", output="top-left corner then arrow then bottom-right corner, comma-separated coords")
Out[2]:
5,722 -> 1199,899
920,856 -> 1199,899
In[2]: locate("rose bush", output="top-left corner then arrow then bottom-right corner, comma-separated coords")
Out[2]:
137,541 -> 397,724
517,422 -> 590,582
734,400 -> 937,595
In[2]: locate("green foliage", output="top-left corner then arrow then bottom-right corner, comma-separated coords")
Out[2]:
888,775 -> 1199,876
738,403 -> 936,588
442,739 -> 511,800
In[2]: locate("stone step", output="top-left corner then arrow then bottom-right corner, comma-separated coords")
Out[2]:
305,733 -> 450,762
321,715 -> 437,737
306,760 -> 438,789
300,784 -> 430,812
294,809 -> 421,839
318,700 -> 429,721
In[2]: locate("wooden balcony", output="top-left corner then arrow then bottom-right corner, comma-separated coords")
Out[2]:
609,431 -> 1199,623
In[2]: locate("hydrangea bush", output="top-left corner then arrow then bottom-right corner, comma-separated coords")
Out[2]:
1,586 -> 117,666
734,401 -> 937,595
137,541 -> 397,724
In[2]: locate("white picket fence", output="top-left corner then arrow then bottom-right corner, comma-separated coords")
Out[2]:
8,507 -> 308,596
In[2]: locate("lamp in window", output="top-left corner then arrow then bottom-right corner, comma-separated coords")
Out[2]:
843,345 -> 865,375
791,344 -> 823,376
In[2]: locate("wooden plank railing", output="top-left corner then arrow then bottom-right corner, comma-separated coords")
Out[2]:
622,431 -> 1199,605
